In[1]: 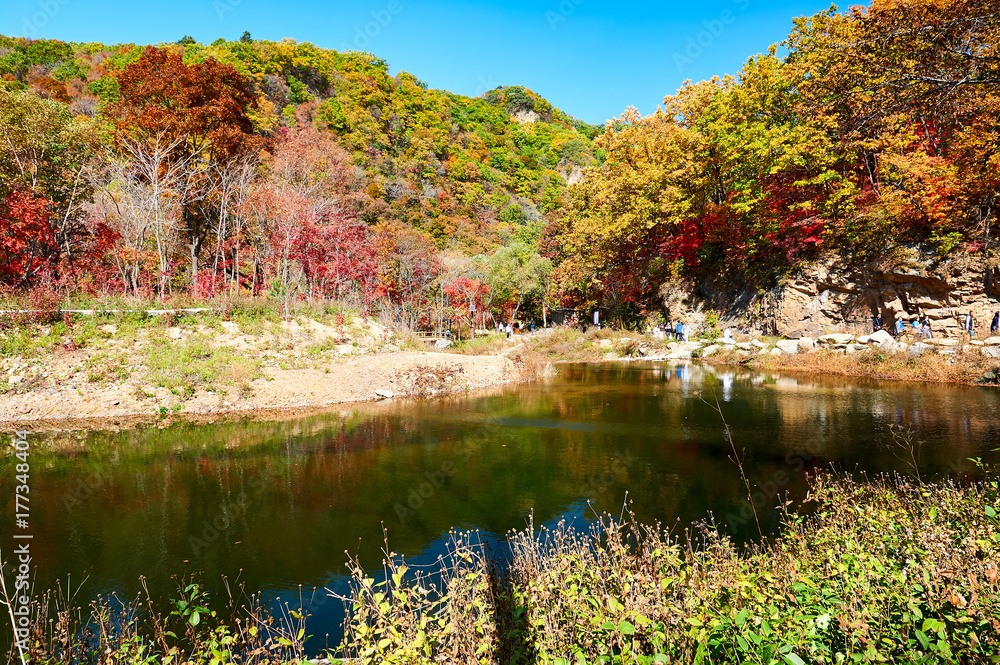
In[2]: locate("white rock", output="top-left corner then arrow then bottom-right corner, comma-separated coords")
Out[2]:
927,338 -> 959,347
736,342 -> 755,351
856,335 -> 871,344
980,347 -> 1000,359
434,339 -> 453,349
818,333 -> 854,345
869,330 -> 895,345
599,339 -> 614,349
969,340 -> 985,346
797,337 -> 816,351
8,375 -> 23,385
751,339 -> 767,348
984,336 -> 1000,346
770,348 -> 784,356
702,345 -> 720,357
375,389 -> 395,398
908,343 -> 933,356
775,339 -> 800,355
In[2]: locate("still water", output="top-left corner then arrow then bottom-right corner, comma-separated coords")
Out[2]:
3,361 -> 1000,651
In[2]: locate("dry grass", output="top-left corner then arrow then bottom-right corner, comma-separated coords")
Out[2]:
736,345 -> 999,385
448,327 -> 674,364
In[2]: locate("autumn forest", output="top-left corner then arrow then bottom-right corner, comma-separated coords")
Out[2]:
1,0 -> 997,328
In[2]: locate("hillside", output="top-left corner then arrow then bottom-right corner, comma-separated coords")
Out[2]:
0,35 -> 599,252
2,0 -> 998,338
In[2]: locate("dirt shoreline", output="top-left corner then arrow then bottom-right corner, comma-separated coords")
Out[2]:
0,350 -> 521,432
6,321 -> 995,433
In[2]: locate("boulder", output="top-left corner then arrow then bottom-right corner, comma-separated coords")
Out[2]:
434,339 -> 453,349
736,342 -> 755,351
908,342 -> 933,357
985,336 -> 1000,346
770,347 -> 784,356
374,389 -> 395,399
818,333 -> 854,345
869,330 -> 895,345
751,339 -> 767,348
702,345 -> 720,357
856,335 -> 871,344
927,338 -> 959,347
969,340 -> 985,346
797,337 -> 816,351
775,339 -> 801,355
980,346 -> 1000,359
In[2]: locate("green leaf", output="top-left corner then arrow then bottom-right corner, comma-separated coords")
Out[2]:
783,654 -> 806,665
619,621 -> 635,635
188,610 -> 200,627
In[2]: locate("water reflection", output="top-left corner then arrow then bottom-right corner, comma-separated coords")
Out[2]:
2,361 -> 999,651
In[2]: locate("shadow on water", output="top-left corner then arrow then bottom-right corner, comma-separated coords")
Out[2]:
3,360 -> 1000,655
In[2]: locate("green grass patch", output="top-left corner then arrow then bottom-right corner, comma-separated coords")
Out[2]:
144,334 -> 262,398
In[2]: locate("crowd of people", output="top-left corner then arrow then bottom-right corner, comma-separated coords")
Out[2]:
873,311 -> 1000,341
652,322 -> 692,342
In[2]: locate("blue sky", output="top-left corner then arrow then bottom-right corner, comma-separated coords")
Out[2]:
3,0 -> 836,124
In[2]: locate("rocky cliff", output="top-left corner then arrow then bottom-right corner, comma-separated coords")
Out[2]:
663,247 -> 1000,339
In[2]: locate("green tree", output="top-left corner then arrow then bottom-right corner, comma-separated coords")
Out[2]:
484,242 -> 553,324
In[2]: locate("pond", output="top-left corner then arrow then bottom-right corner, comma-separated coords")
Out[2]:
3,361 -> 1000,653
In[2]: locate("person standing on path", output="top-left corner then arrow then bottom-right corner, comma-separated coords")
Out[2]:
894,318 -> 904,337
992,311 -> 999,336
964,312 -> 974,341
675,321 -> 683,340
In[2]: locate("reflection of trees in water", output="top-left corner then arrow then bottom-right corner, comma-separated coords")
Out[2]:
8,364 -> 1000,650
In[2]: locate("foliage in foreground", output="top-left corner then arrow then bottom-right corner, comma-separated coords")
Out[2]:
340,473 -> 1000,664
7,472 -> 999,664
6,577 -> 310,664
